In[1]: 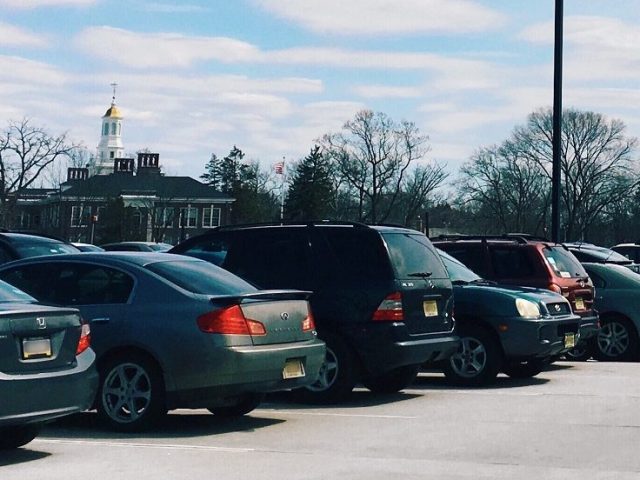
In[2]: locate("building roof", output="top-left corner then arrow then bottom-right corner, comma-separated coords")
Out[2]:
103,104 -> 123,119
61,173 -> 234,202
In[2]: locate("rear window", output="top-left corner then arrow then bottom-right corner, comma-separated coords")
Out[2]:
543,246 -> 587,278
0,279 -> 36,303
382,233 -> 449,279
145,260 -> 256,295
14,241 -> 79,258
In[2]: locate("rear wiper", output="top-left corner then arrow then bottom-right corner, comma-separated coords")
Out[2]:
452,279 -> 469,285
408,272 -> 433,278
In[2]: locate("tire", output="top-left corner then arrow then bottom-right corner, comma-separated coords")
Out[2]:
502,357 -> 549,379
563,341 -> 593,361
443,324 -> 502,387
96,352 -> 166,432
208,393 -> 265,417
290,332 -> 357,404
0,424 -> 41,450
362,364 -> 420,394
594,316 -> 639,362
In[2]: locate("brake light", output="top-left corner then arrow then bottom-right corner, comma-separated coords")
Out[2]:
372,292 -> 404,321
302,310 -> 316,332
548,283 -> 562,294
76,323 -> 91,355
197,305 -> 266,336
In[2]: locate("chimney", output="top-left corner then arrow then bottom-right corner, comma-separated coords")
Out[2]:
114,157 -> 135,174
137,153 -> 161,176
67,167 -> 89,181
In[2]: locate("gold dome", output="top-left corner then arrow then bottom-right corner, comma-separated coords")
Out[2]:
103,104 -> 123,118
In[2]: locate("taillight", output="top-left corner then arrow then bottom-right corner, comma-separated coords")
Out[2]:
372,292 -> 404,321
548,283 -> 562,294
302,310 -> 316,332
197,305 -> 266,336
76,323 -> 91,355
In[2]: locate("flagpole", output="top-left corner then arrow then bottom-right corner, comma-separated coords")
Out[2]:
279,156 -> 285,224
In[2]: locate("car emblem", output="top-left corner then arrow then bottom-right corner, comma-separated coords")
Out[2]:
280,312 -> 289,321
554,304 -> 562,312
578,280 -> 585,288
427,280 -> 435,289
36,317 -> 46,329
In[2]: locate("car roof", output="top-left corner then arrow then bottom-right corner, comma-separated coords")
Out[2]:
0,252 -> 202,269
0,232 -> 68,244
183,222 -> 421,235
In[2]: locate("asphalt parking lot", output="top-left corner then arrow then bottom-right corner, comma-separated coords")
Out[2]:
2,361 -> 640,480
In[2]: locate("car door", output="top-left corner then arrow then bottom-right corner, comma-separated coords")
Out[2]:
0,261 -> 135,358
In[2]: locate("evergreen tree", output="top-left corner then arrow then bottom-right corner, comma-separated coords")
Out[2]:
285,146 -> 335,221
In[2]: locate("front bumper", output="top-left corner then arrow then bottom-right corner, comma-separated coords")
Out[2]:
0,349 -> 98,427
575,312 -> 599,341
500,314 -> 582,360
168,338 -> 326,409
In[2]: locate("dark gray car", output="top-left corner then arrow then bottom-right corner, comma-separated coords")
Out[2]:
0,253 -> 325,432
0,280 -> 97,449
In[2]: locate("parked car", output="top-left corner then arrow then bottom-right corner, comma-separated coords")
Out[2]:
0,279 -> 97,449
564,242 -> 640,274
581,263 -> 640,362
436,249 -> 581,385
0,253 -> 325,431
611,242 -> 640,265
100,241 -> 173,252
432,235 -> 599,358
170,222 -> 459,403
72,242 -> 105,252
0,232 -> 80,265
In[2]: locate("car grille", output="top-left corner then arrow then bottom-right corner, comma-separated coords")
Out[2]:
545,302 -> 571,316
557,322 -> 579,336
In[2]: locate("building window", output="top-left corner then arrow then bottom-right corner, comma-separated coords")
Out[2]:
154,207 -> 174,227
111,122 -> 116,135
117,122 -> 121,135
71,205 -> 88,227
202,206 -> 221,228
110,151 -> 115,159
180,206 -> 198,228
103,123 -> 109,136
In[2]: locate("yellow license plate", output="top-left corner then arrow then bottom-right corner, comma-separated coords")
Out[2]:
574,298 -> 585,311
282,359 -> 305,379
564,333 -> 576,349
423,300 -> 438,317
22,337 -> 52,359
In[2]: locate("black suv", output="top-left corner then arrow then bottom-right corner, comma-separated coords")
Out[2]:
171,222 -> 459,403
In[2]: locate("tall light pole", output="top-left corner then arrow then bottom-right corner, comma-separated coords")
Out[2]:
551,0 -> 564,242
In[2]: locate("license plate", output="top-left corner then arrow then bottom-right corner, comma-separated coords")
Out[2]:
423,300 -> 438,317
574,297 -> 585,311
22,337 -> 52,359
282,359 -> 305,379
564,333 -> 576,349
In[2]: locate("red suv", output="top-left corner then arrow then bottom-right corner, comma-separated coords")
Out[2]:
432,235 -> 599,351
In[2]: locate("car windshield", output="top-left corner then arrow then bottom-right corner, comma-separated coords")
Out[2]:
437,249 -> 482,283
145,260 -> 257,295
14,241 -> 79,258
148,243 -> 172,251
382,232 -> 449,279
543,246 -> 588,278
0,279 -> 36,303
569,245 -> 631,264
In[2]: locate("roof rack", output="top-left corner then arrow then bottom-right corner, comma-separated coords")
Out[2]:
213,220 -> 371,232
431,233 -> 551,244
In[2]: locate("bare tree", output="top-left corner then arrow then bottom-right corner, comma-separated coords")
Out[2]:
397,162 -> 449,227
0,118 -> 76,225
320,110 -> 430,223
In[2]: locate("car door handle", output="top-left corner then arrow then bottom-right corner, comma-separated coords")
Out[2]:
90,317 -> 111,324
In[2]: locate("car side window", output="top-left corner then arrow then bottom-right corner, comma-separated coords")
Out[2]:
180,235 -> 230,266
441,245 -> 488,278
0,264 -> 59,303
490,247 -> 534,279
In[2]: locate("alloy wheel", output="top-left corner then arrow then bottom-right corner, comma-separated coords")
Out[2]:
450,337 -> 487,378
102,362 -> 153,424
597,321 -> 630,358
306,346 -> 339,392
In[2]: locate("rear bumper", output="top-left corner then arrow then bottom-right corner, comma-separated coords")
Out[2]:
342,323 -> 460,376
168,339 -> 326,409
0,349 -> 98,427
500,315 -> 582,359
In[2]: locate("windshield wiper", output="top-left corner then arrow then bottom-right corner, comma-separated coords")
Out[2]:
408,272 -> 433,278
452,279 -> 469,285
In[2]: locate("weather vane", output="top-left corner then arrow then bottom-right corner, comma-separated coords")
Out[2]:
110,82 -> 118,104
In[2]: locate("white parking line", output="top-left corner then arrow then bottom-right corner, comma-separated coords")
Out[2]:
34,438 -> 253,452
257,409 -> 417,419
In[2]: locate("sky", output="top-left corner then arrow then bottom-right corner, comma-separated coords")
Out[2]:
1,0 -> 639,184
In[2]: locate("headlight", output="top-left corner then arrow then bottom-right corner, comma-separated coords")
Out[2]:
515,298 -> 541,318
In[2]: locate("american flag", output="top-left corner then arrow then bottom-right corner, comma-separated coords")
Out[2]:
275,161 -> 284,175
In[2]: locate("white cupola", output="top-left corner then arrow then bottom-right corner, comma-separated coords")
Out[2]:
94,83 -> 124,175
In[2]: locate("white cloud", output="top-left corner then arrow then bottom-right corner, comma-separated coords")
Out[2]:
0,22 -> 47,47
252,0 -> 506,35
0,0 -> 96,7
353,85 -> 423,98
0,55 -> 67,85
141,2 -> 209,13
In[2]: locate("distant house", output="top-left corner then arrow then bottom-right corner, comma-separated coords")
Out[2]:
11,153 -> 234,245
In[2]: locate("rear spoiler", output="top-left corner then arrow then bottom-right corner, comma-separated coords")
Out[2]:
209,289 -> 312,305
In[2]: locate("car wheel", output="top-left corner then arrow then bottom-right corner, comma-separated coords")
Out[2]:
362,364 -> 421,394
0,424 -> 41,450
207,393 -> 265,417
502,357 -> 549,379
97,353 -> 166,432
443,324 -> 502,387
594,316 -> 639,362
291,332 -> 357,404
563,341 -> 593,361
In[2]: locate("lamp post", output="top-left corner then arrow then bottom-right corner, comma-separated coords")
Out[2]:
551,0 -> 564,243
